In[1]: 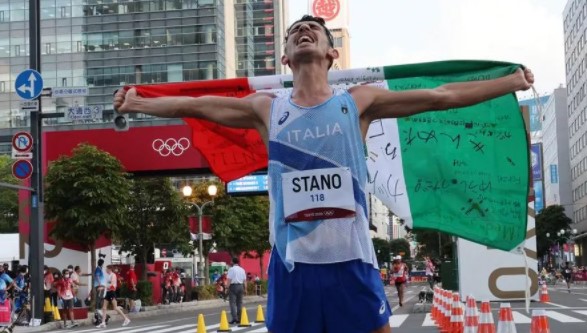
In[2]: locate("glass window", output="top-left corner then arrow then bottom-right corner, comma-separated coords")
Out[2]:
168,64 -> 183,82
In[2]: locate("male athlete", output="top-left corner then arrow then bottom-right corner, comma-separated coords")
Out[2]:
114,15 -> 533,333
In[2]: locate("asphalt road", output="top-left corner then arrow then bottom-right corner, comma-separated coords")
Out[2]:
11,283 -> 587,332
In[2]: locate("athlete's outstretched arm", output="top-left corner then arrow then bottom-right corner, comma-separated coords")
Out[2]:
353,68 -> 534,122
113,88 -> 272,129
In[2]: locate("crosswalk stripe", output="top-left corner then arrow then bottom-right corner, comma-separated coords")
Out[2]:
422,313 -> 436,326
511,311 -> 531,324
248,327 -> 269,333
545,310 -> 584,323
175,323 -> 219,333
389,314 -> 409,327
580,299 -> 587,303
147,324 -> 194,333
574,310 -> 587,316
230,323 -> 262,332
73,324 -> 150,333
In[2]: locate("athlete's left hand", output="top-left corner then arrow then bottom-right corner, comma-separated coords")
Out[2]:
515,67 -> 534,91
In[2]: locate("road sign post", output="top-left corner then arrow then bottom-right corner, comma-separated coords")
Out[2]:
28,0 -> 44,325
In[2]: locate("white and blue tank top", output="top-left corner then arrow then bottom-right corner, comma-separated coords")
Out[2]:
268,89 -> 378,272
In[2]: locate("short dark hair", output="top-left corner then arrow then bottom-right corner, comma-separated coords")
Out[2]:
232,257 -> 239,265
286,15 -> 334,48
97,259 -> 104,267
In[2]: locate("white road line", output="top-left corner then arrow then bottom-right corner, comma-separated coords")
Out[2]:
422,313 -> 436,326
248,328 -> 269,333
545,302 -> 570,309
511,311 -> 531,324
545,310 -> 584,323
580,299 -> 587,302
391,294 -> 417,312
389,314 -> 409,327
146,324 -> 194,333
175,323 -> 220,333
230,323 -> 262,332
72,324 -> 149,333
574,310 -> 587,317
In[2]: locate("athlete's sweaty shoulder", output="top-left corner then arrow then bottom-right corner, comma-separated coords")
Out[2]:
244,92 -> 275,143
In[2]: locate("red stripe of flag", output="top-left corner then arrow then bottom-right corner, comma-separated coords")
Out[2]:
130,78 -> 268,182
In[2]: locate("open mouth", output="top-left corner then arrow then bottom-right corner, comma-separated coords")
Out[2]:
296,35 -> 315,45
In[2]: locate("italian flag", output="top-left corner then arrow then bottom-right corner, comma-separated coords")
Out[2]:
133,60 -> 529,251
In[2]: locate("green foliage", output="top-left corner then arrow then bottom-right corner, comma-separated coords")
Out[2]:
45,143 -> 131,249
184,179 -> 270,257
246,279 -> 267,295
536,205 -> 573,259
44,143 -> 131,305
114,177 -> 189,279
212,195 -> 270,256
196,284 -> 217,300
372,238 -> 392,265
390,238 -> 411,260
411,229 -> 454,259
137,280 -> 153,306
0,155 -> 18,233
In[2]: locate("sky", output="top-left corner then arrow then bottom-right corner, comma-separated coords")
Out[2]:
289,0 -> 569,99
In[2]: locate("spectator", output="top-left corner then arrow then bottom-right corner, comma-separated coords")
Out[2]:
14,266 -> 28,312
227,257 -> 247,325
3,263 -> 15,279
211,270 -> 220,284
57,269 -> 78,328
43,265 -> 57,307
0,264 -> 16,304
126,264 -> 138,311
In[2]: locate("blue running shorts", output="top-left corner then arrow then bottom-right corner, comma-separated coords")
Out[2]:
266,249 -> 392,333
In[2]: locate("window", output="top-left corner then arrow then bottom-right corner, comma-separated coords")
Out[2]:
0,81 -> 5,92
62,78 -> 67,87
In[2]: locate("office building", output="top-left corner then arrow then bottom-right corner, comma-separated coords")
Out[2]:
564,0 -> 587,265
0,0 -> 288,154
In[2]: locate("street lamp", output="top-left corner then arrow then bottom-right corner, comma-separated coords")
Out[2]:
183,184 -> 217,285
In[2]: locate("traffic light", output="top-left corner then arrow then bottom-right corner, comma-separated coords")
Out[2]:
113,112 -> 129,131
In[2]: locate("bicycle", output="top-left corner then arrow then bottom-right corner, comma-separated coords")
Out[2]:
1,293 -> 31,333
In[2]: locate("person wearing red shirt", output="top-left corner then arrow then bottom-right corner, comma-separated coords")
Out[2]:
172,268 -> 181,303
126,264 -> 138,311
43,266 -> 57,307
57,269 -> 78,328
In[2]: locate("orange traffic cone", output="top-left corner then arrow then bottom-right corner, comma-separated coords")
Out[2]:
464,295 -> 479,333
539,283 -> 550,303
441,290 -> 453,333
450,292 -> 464,333
432,287 -> 438,322
530,310 -> 550,333
478,300 -> 495,333
496,303 -> 516,333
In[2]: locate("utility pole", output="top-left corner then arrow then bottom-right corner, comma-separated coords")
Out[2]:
28,0 -> 44,324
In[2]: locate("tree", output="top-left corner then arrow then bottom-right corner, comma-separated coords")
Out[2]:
114,177 -> 190,280
372,238 -> 391,267
212,194 -> 270,260
536,205 -> 572,260
45,143 -> 131,295
389,238 -> 411,260
0,155 -> 18,233
411,229 -> 454,260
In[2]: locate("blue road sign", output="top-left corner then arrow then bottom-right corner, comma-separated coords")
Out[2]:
15,69 -> 43,100
12,160 -> 33,180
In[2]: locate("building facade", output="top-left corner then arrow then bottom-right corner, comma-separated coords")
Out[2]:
0,0 -> 287,153
541,88 -> 572,216
564,0 -> 587,265
234,0 -> 288,78
308,0 -> 350,70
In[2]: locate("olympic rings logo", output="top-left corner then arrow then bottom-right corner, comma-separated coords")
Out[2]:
152,137 -> 191,157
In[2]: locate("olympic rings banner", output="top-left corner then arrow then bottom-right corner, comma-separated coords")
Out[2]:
44,124 -> 210,174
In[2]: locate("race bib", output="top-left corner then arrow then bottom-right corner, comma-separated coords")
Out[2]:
282,167 -> 356,222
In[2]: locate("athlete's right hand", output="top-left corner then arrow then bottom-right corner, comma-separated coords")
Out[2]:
113,87 -> 138,113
